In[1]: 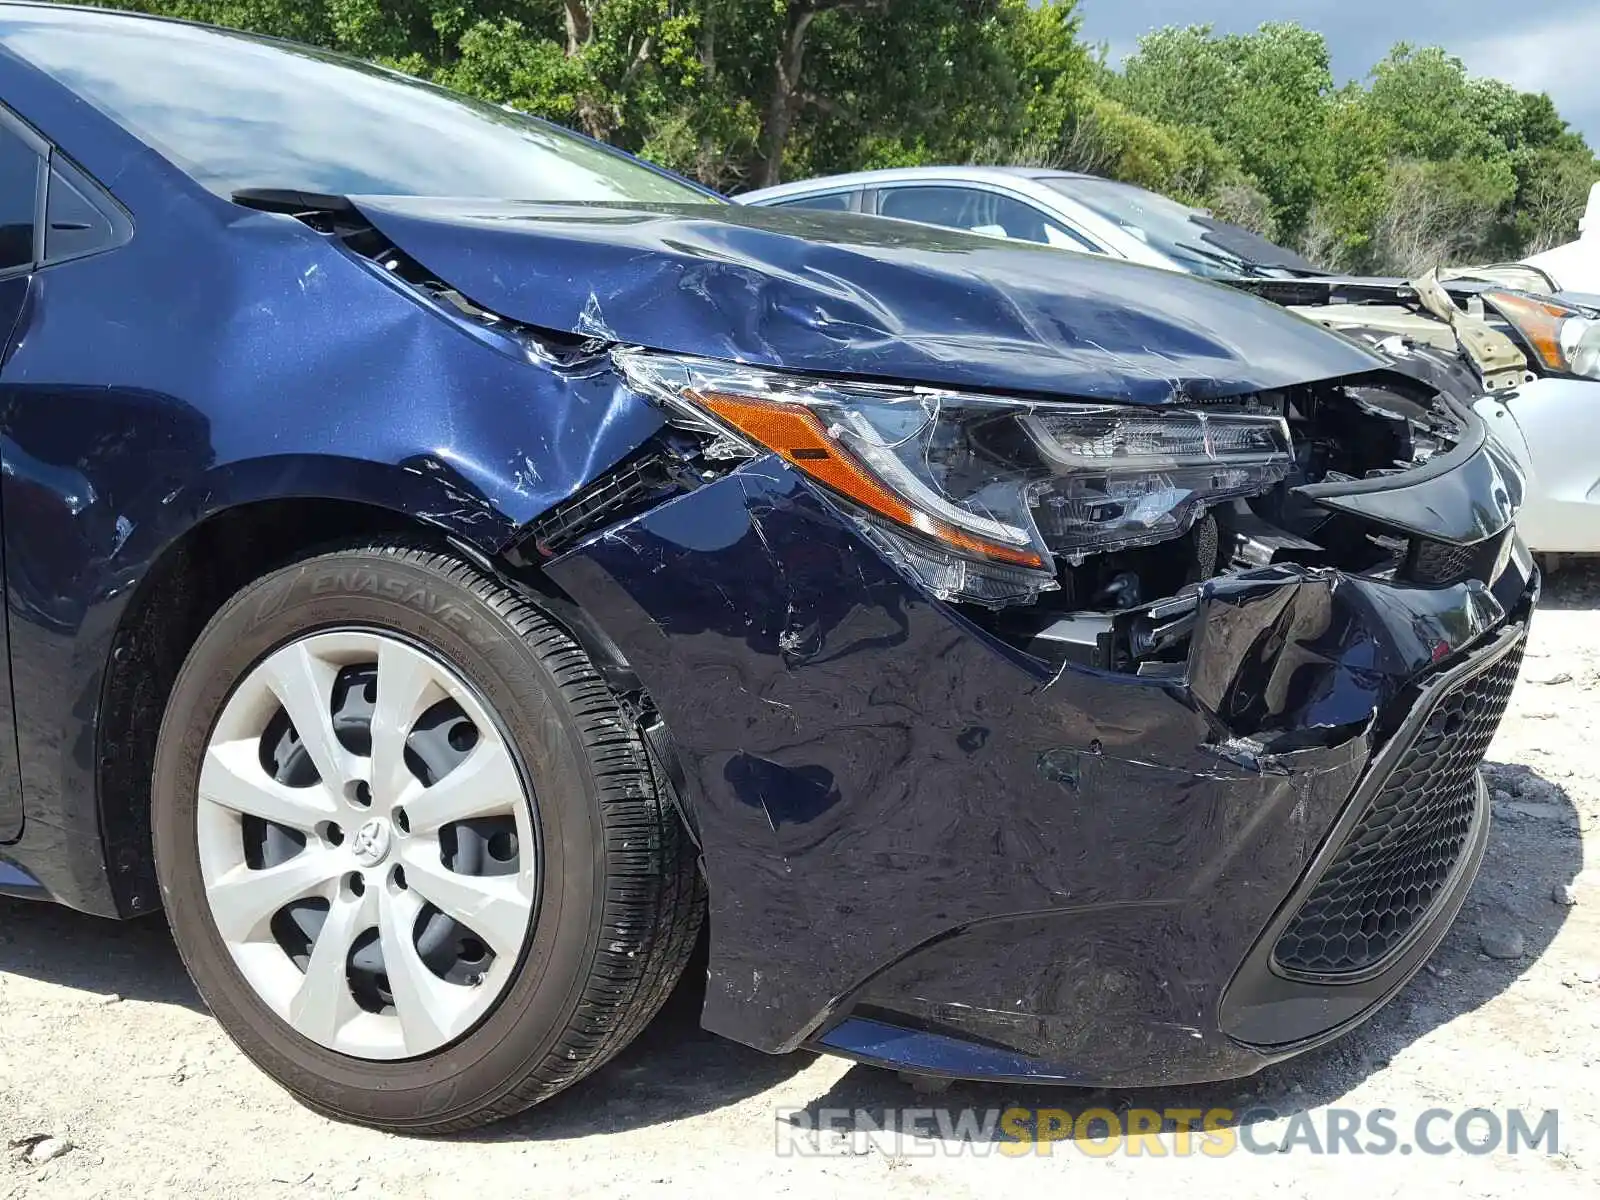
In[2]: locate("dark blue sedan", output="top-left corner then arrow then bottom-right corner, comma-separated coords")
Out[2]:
0,4 -> 1535,1131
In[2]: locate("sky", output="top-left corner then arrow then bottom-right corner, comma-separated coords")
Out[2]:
1077,0 -> 1600,146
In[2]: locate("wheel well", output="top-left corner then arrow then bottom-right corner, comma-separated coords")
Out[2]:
97,499 -> 431,915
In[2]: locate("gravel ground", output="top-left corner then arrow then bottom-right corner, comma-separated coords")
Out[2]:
4,564 -> 1600,1199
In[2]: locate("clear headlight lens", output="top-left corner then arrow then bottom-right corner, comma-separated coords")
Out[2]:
1483,290 -> 1600,379
1020,408 -> 1293,558
616,351 -> 1293,607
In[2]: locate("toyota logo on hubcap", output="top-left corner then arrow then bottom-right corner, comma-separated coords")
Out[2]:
350,818 -> 392,867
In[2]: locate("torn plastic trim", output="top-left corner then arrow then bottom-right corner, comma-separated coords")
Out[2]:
243,190 -> 618,373
1292,411 -> 1522,546
1019,548 -> 1520,772
505,434 -> 719,563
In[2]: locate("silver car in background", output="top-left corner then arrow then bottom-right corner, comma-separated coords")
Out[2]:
739,165 -> 1325,278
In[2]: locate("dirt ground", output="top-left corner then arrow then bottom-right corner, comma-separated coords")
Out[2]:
3,566 -> 1599,1200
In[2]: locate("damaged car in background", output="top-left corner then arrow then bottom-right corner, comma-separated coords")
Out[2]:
1241,268 -> 1600,562
0,4 -> 1535,1132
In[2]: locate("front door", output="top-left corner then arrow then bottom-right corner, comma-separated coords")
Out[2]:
0,112 -> 43,841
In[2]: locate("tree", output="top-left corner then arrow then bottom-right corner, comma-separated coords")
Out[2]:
1116,23 -> 1335,238
1348,44 -> 1598,268
750,1 -> 868,187
1366,45 -> 1511,164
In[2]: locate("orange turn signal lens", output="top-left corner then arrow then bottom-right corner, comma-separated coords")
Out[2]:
694,390 -> 1046,569
1485,290 -> 1570,371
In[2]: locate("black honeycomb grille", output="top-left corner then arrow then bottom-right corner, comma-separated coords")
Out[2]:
1273,640 -> 1523,979
1409,539 -> 1476,586
1404,531 -> 1507,588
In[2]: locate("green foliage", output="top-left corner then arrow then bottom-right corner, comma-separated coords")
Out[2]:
55,2 -> 1600,271
1115,23 -> 1338,238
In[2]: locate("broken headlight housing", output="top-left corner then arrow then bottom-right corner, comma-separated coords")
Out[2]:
616,351 -> 1292,607
1483,290 -> 1600,379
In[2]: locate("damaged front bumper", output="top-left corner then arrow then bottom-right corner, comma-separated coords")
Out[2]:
543,405 -> 1536,1086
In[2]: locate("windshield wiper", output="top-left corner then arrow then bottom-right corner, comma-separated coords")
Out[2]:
1171,241 -> 1270,278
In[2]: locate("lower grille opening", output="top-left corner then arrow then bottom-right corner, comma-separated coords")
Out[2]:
1403,530 -> 1507,589
1272,637 -> 1523,980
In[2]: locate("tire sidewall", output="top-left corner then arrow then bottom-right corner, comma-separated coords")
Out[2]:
152,550 -> 606,1126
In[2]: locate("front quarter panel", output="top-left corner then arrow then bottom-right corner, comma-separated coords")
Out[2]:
0,166 -> 664,913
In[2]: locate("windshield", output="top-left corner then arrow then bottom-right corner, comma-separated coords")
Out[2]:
0,7 -> 713,206
1039,176 -> 1319,279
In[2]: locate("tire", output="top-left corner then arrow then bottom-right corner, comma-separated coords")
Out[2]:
150,541 -> 703,1132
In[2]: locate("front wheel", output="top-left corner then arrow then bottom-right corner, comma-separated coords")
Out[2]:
151,542 -> 702,1131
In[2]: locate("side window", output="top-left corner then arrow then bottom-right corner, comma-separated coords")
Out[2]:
1042,222 -> 1103,253
877,185 -> 1092,250
44,158 -> 127,265
0,123 -> 42,272
772,191 -> 854,213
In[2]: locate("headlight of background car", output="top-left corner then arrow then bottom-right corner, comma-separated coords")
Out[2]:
1483,290 -> 1600,379
616,351 -> 1292,607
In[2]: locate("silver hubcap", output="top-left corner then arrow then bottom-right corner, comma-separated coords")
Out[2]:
197,630 -> 536,1060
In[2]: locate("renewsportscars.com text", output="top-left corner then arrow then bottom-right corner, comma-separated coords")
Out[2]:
775,1106 -> 1560,1158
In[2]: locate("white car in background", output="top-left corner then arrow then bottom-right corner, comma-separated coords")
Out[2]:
742,167 -> 1600,558
1521,181 -> 1600,299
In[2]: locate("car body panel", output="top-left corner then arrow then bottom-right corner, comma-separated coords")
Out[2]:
351,194 -> 1386,407
1487,377 -> 1600,553
546,451 -> 1535,1067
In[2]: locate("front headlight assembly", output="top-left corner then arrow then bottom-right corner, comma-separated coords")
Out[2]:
1483,289 -> 1600,379
617,351 -> 1292,607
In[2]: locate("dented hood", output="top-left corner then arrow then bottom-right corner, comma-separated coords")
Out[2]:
348,198 -> 1386,405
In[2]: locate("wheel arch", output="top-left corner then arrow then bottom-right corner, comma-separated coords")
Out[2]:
87,454 -> 522,917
